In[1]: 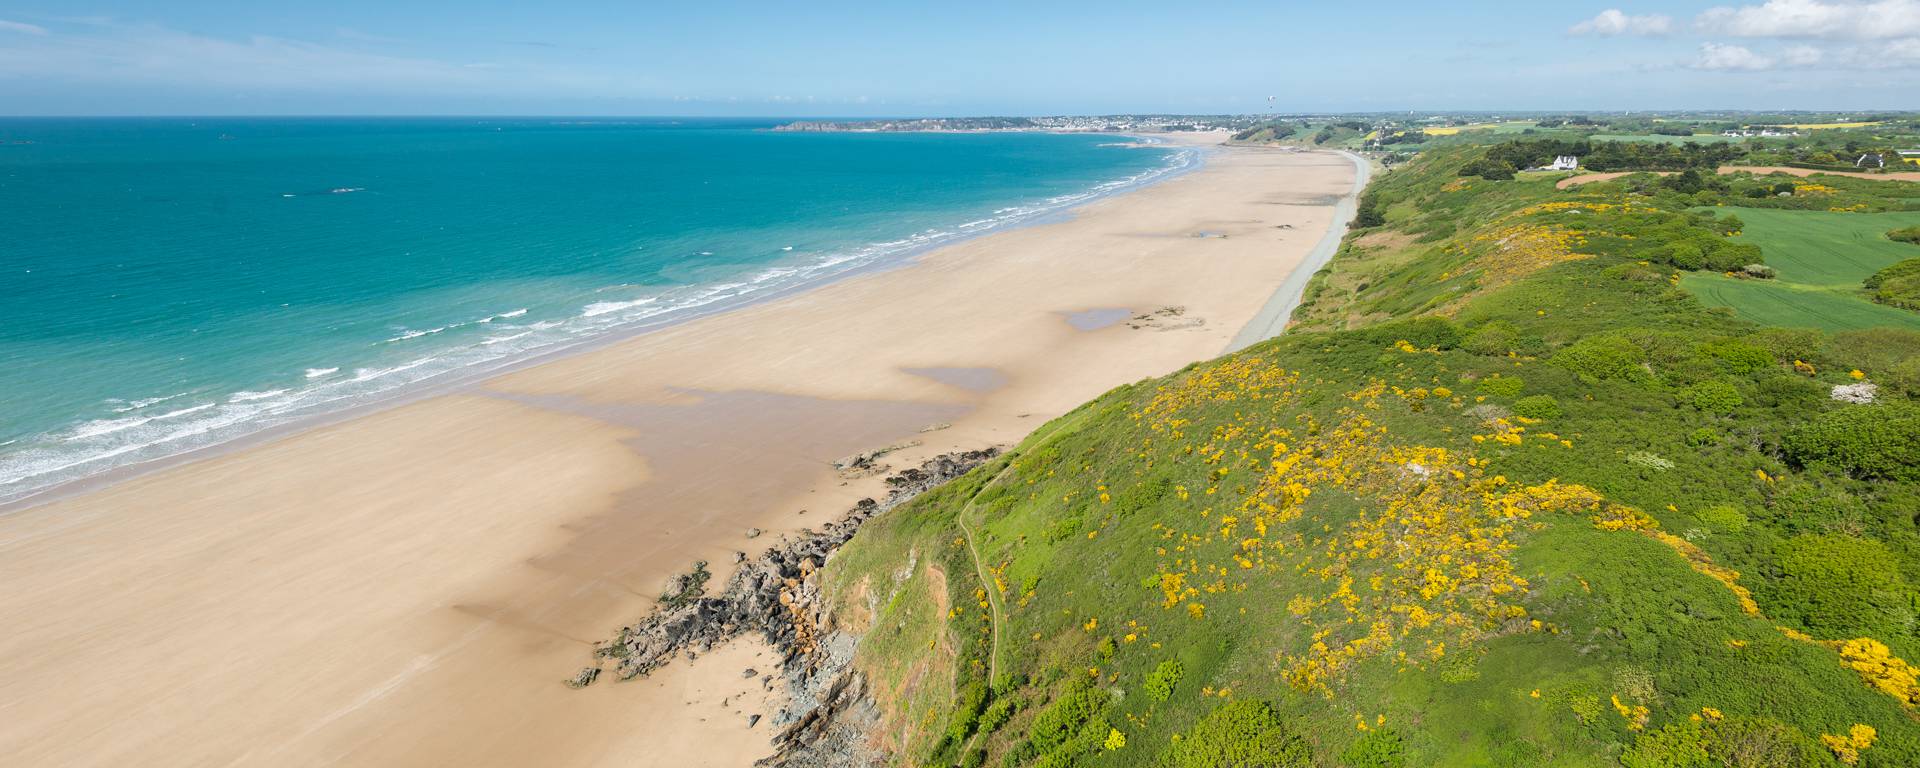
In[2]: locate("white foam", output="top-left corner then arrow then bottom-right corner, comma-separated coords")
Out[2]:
0,142 -> 1201,506
581,298 -> 656,317
65,402 -> 215,441
386,326 -> 450,343
112,393 -> 188,413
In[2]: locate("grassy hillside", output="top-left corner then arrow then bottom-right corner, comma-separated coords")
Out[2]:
819,144 -> 1920,768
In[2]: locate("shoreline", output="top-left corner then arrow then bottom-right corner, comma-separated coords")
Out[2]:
0,132 -> 1362,767
0,135 -> 1204,515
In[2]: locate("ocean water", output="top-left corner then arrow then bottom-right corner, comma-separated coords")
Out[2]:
0,118 -> 1191,505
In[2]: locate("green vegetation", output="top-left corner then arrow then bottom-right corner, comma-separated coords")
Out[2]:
1866,259 -> 1920,311
1680,209 -> 1920,332
819,137 -> 1920,767
1892,227 -> 1920,245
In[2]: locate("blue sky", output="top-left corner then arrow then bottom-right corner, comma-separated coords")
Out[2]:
0,1 -> 1914,115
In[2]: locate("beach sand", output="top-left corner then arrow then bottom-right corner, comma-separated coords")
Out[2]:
0,132 -> 1357,767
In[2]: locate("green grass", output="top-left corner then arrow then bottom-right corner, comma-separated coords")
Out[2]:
1682,272 -> 1920,332
816,139 -> 1920,768
1680,209 -> 1920,331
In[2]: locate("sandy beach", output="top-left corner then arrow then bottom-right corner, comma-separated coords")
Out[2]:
0,132 -> 1358,767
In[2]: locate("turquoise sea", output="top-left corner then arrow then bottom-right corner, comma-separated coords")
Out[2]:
0,118 -> 1190,505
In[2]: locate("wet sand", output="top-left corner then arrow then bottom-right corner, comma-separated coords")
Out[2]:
0,132 -> 1358,767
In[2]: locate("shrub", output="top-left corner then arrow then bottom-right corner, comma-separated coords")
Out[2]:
1697,504 -> 1748,534
1703,241 -> 1762,272
1552,335 -> 1651,384
1512,395 -> 1563,420
1626,451 -> 1675,472
1462,320 -> 1538,357
1783,403 -> 1920,480
1144,659 -> 1184,702
1891,226 -> 1920,245
978,696 -> 1021,734
1865,258 -> 1920,311
1028,687 -> 1106,751
1341,728 -> 1407,768
1685,380 -> 1744,414
1698,340 -> 1775,375
1759,534 -> 1911,640
948,680 -> 989,741
1667,242 -> 1706,270
1158,700 -> 1312,768
1623,716 -> 1826,768
1477,375 -> 1524,398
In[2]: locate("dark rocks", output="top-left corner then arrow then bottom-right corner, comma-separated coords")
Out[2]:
588,448 -> 997,682
749,714 -> 762,728
564,667 -> 601,689
742,668 -> 758,679
583,449 -> 999,766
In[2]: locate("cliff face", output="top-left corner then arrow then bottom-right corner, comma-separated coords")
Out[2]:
574,449 -> 1000,766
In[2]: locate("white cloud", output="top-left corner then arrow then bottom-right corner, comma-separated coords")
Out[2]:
1570,9 -> 1675,36
1696,0 -> 1920,41
1782,44 -> 1826,65
0,22 -> 644,96
1694,42 -> 1774,69
0,19 -> 49,35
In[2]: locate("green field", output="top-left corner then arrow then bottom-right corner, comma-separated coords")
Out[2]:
1682,208 -> 1920,331
1588,133 -> 1740,144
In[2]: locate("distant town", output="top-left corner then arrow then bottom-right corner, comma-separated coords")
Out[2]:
774,111 -> 1920,175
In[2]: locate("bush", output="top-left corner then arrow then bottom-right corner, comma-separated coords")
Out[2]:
1865,258 -> 1920,311
1028,687 -> 1106,751
1144,660 -> 1184,702
1703,241 -> 1762,272
1341,728 -> 1406,768
1760,534 -> 1911,640
1891,226 -> 1920,245
1623,716 -> 1826,768
1477,375 -> 1524,398
1698,340 -> 1775,375
1783,403 -> 1920,480
1158,700 -> 1312,768
1697,504 -> 1748,534
1685,380 -> 1743,415
948,680 -> 989,741
1512,395 -> 1563,420
1667,242 -> 1706,270
1552,335 -> 1651,384
978,696 -> 1021,734
1462,320 -> 1539,357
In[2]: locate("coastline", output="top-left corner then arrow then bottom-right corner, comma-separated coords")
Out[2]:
0,133 -> 1202,515
0,132 -> 1362,767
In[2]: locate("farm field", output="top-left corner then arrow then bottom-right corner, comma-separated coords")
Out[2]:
1682,208 -> 1920,331
1588,133 -> 1738,144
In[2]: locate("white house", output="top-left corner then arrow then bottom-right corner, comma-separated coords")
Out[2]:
1547,155 -> 1580,171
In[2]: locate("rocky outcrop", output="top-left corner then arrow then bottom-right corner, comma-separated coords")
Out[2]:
578,448 -> 1000,765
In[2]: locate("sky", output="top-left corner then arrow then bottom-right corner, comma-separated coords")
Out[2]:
0,1 -> 1915,116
